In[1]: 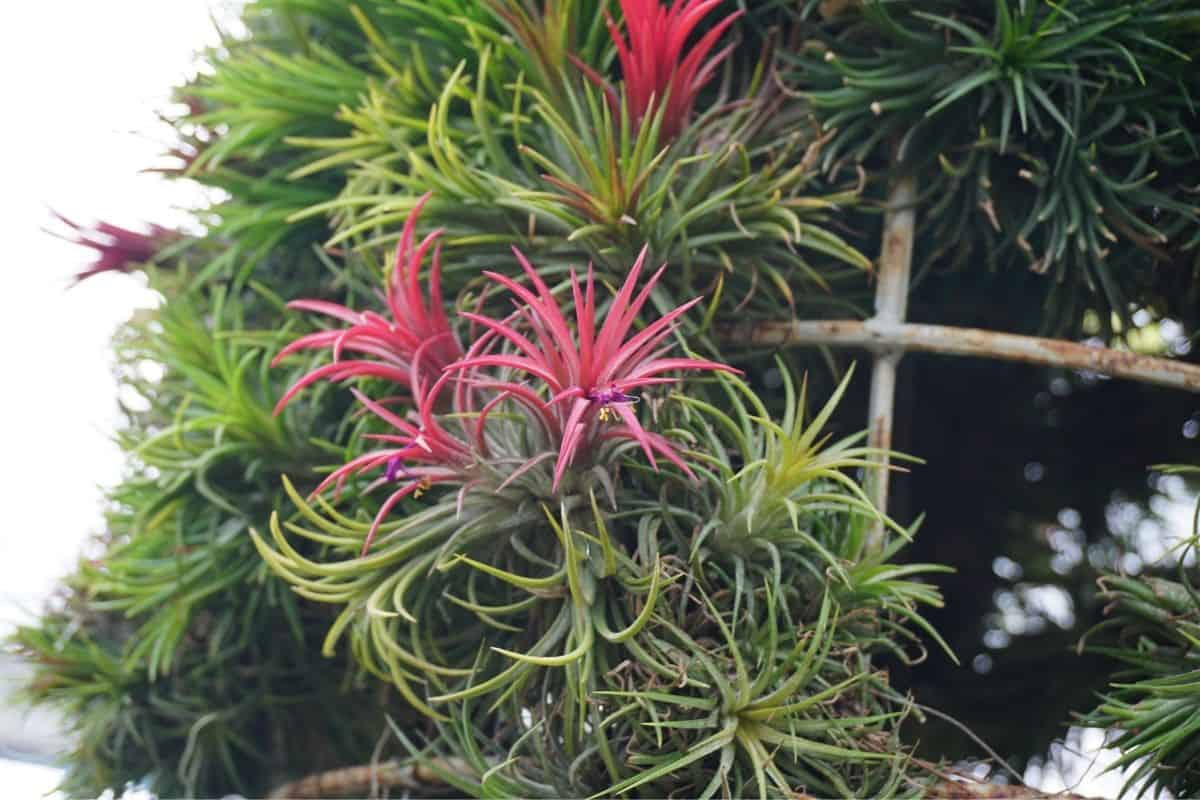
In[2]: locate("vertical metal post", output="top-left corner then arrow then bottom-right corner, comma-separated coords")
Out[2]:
866,172 -> 916,551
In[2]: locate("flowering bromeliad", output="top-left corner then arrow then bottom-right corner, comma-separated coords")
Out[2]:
588,0 -> 743,139
453,245 -> 739,489
271,193 -> 462,413
275,196 -> 737,552
316,375 -> 475,555
52,213 -> 178,284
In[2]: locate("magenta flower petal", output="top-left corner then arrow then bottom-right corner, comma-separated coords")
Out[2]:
273,193 -> 463,413
590,0 -> 744,139
446,244 -> 739,490
272,361 -> 414,416
311,379 -> 476,555
613,400 -> 659,471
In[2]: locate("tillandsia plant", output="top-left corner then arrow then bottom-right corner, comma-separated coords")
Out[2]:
580,0 -> 746,140
247,197 -> 956,797
271,192 -> 464,412
278,0 -> 873,319
270,200 -> 737,530
21,0 -> 1200,798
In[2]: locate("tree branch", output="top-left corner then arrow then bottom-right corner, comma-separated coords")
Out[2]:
267,757 -> 472,798
716,318 -> 1200,393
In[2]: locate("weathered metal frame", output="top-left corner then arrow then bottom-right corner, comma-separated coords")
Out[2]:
864,173 -> 916,549
718,318 -> 1200,394
718,174 -> 1200,551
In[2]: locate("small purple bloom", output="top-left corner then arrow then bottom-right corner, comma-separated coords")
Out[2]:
586,386 -> 640,406
587,386 -> 640,422
385,456 -> 406,483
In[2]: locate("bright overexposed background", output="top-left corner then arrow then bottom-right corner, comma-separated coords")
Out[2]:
0,2 -> 1185,799
0,2 -> 238,796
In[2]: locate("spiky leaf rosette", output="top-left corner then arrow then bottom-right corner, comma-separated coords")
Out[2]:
667,364 -> 956,661
256,236 -> 948,797
783,0 -> 1200,334
1079,465 -> 1200,799
274,0 -> 872,321
313,365 -> 948,799
255,237 -> 737,707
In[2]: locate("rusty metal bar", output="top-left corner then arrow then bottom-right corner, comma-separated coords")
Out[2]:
865,174 -> 918,551
718,318 -> 1200,393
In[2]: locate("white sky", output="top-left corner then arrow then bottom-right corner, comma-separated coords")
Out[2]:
0,2 -> 1185,798
0,2 -> 235,795
0,1 -> 236,630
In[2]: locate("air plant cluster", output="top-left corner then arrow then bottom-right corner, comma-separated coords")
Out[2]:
18,0 -> 1200,798
273,194 -> 735,530
278,0 -> 872,319
245,192 -> 952,796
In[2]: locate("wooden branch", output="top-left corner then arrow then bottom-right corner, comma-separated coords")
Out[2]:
925,778 -> 1098,799
717,318 -> 1200,393
268,757 -> 472,799
866,173 -> 918,550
